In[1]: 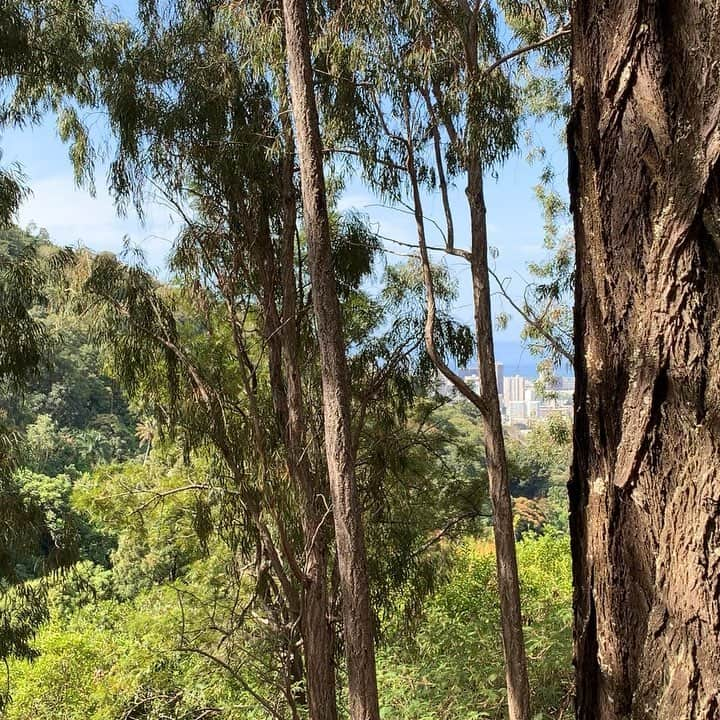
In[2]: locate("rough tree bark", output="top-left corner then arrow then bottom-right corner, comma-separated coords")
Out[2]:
252,197 -> 339,720
279,129 -> 339,720
569,2 -> 720,718
280,0 -> 382,718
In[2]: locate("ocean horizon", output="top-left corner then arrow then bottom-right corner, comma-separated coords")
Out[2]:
456,340 -> 574,380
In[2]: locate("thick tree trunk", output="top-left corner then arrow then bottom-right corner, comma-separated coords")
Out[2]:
280,1 -> 381,719
569,2 -> 720,718
467,163 -> 531,720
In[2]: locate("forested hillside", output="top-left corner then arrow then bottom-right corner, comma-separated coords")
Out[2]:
1,229 -> 138,475
6,1 -> 717,719
1,226 -> 573,719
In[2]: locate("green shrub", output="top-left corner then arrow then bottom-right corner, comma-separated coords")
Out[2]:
6,563 -> 270,720
376,531 -> 573,720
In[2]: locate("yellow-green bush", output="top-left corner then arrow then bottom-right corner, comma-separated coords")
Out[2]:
376,531 -> 573,720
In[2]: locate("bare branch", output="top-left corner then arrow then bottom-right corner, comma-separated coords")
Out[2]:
485,25 -> 571,76
323,146 -> 406,173
488,266 -> 573,364
401,91 -> 489,416
411,510 -> 484,558
420,85 -> 456,252
176,645 -> 283,719
377,232 -> 472,262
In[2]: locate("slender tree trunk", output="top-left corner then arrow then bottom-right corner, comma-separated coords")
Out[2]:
467,162 -> 530,720
253,214 -> 339,720
569,2 -> 720,718
280,134 -> 339,720
432,21 -> 532,714
404,86 -> 530,720
280,1 -> 381,719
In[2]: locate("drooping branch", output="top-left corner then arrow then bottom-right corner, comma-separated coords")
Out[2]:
487,266 -> 573,364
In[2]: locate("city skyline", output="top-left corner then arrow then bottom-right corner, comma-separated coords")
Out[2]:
438,361 -> 574,427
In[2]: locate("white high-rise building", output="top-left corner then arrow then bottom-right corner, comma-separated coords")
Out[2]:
503,374 -> 525,403
495,362 -> 504,395
508,400 -> 527,421
525,382 -> 536,402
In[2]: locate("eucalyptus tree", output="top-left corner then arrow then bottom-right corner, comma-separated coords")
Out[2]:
317,2 -> 570,718
75,239 -> 473,717
72,4 -> 343,714
569,2 -> 720,717
58,4 -> 474,717
280,0 -> 383,715
36,0 -> 341,713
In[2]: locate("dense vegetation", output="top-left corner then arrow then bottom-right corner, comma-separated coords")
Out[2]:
1,223 -> 572,718
6,534 -> 572,720
0,1 -> 588,718
5,0 -> 719,717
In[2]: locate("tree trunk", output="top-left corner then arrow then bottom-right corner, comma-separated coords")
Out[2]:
467,162 -> 531,720
405,83 -> 530,720
569,2 -> 720,718
252,209 -> 339,720
280,1 -> 381,719
279,134 -> 339,720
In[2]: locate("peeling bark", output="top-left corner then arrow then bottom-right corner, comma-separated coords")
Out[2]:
569,2 -> 720,718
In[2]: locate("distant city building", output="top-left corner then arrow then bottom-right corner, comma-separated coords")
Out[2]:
524,381 -> 536,402
503,374 -> 525,403
495,362 -> 504,395
507,400 -> 527,421
438,362 -> 574,427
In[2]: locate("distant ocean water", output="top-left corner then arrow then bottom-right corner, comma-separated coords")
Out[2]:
455,340 -> 574,380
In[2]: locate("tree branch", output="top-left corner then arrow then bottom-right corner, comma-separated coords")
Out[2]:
411,510 -> 484,558
176,645 -> 283,719
485,25 -> 571,76
488,266 -> 573,364
401,91 -> 489,416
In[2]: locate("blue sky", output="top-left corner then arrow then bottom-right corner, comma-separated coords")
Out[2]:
3,78 -> 569,372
